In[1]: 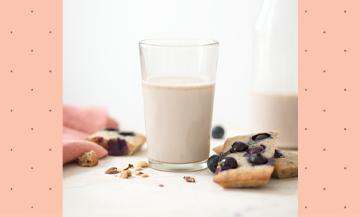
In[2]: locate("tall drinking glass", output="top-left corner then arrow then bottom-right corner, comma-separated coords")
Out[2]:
139,39 -> 219,171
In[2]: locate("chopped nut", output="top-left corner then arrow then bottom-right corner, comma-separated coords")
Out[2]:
159,184 -> 164,187
105,167 -> 119,174
134,166 -> 142,171
136,172 -> 144,176
136,160 -> 148,168
183,176 -> 195,183
119,171 -> 128,179
140,174 -> 149,178
118,164 -> 134,171
118,165 -> 128,171
127,170 -> 132,177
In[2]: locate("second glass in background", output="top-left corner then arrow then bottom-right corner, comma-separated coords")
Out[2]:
250,0 -> 298,149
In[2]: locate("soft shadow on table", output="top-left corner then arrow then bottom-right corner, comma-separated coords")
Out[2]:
63,161 -> 96,178
63,146 -> 148,179
131,146 -> 148,157
63,154 -> 117,178
222,177 -> 298,195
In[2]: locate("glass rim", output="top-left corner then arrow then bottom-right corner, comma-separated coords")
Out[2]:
139,38 -> 219,47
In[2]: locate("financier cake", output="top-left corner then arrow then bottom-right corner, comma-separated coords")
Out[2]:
271,149 -> 298,179
87,128 -> 146,156
213,131 -> 278,188
212,145 -> 298,179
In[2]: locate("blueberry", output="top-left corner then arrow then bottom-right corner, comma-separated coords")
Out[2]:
249,153 -> 268,165
274,149 -> 284,158
104,128 -> 120,132
107,138 -> 128,156
219,151 -> 230,160
212,126 -> 225,139
119,132 -> 135,137
220,157 -> 238,170
207,155 -> 220,173
230,141 -> 249,153
251,133 -> 271,141
247,145 -> 265,154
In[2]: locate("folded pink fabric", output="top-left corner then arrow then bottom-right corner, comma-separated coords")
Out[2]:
63,105 -> 119,164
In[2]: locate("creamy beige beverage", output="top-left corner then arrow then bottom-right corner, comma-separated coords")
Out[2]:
142,76 -> 215,164
250,92 -> 298,149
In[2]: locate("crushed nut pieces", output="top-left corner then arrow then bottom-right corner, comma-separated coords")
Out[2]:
140,174 -> 149,178
135,161 -> 148,168
119,171 -> 128,179
159,184 -> 164,187
183,176 -> 195,183
118,165 -> 128,171
134,166 -> 142,171
105,167 -> 119,174
119,164 -> 134,171
108,160 -> 150,179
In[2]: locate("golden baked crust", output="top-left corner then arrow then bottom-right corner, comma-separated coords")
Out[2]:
125,133 -> 146,155
87,130 -> 146,156
213,131 -> 278,188
87,137 -> 108,149
213,145 -> 298,179
77,150 -> 98,167
271,149 -> 298,179
214,165 -> 273,188
212,145 -> 223,155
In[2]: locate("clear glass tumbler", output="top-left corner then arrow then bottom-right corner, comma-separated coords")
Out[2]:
139,38 -> 219,171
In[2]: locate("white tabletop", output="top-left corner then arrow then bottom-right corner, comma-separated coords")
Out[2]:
63,124 -> 298,217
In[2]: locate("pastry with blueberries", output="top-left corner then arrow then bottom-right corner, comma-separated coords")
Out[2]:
213,131 -> 278,188
87,128 -> 146,156
212,145 -> 298,179
271,149 -> 298,179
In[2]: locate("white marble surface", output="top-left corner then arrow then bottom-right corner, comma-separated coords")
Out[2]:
63,125 -> 298,217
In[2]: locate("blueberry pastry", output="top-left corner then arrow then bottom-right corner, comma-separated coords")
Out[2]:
212,144 -> 298,179
271,149 -> 298,179
213,131 -> 278,188
87,128 -> 146,156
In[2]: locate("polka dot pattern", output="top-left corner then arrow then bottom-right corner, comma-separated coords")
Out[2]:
300,0 -> 360,215
0,0 -> 62,216
0,0 -> 358,216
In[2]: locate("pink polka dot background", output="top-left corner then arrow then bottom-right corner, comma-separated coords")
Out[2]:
0,0 -> 62,216
299,0 -> 360,217
1,0 -> 359,216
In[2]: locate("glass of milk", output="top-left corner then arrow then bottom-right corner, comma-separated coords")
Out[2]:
139,38 -> 219,171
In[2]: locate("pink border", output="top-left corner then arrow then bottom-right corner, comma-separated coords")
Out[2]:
1,0 -> 359,216
0,0 -> 62,216
299,0 -> 360,216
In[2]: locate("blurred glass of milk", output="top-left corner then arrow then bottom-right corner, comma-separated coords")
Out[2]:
250,0 -> 298,149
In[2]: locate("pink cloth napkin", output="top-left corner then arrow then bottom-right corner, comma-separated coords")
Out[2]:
63,105 -> 119,164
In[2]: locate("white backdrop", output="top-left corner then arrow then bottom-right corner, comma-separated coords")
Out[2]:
63,0 -> 265,131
